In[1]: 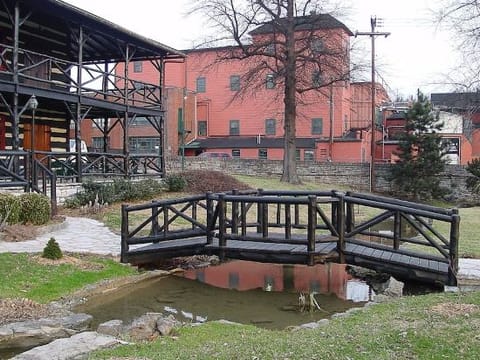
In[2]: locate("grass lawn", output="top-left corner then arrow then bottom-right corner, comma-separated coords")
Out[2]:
5,173 -> 478,359
92,291 -> 480,359
0,253 -> 137,303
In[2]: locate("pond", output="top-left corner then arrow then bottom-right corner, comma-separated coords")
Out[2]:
75,261 -> 371,330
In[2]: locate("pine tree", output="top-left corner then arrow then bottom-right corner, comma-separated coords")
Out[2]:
389,91 -> 447,200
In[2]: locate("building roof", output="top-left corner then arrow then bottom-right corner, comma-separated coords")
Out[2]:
431,92 -> 480,110
185,137 -> 316,149
1,0 -> 185,63
249,14 -> 354,36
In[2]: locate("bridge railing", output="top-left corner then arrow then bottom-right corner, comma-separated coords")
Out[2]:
121,194 -> 209,261
343,192 -> 459,284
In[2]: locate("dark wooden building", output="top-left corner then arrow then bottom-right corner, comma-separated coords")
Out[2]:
0,0 -> 184,201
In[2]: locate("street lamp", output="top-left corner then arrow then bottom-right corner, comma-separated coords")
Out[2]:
28,95 -> 38,190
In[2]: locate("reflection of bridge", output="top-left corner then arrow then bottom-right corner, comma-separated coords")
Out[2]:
121,190 -> 460,286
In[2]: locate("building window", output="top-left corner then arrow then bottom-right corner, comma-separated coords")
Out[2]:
129,137 -> 160,154
265,118 -> 276,135
130,117 -> 150,126
92,137 -> 108,152
198,121 -> 207,136
258,148 -> 268,160
312,118 -> 323,135
312,70 -> 322,88
266,74 -> 276,89
230,75 -> 240,91
304,150 -> 315,161
311,38 -> 324,54
344,115 -> 348,133
133,61 -> 143,73
196,77 -> 206,93
229,120 -> 240,136
296,149 -> 301,161
92,118 -> 110,128
232,149 -> 240,158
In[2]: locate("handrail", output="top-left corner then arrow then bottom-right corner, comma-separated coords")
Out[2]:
120,190 -> 460,285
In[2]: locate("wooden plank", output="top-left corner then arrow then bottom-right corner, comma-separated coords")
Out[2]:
409,257 -> 421,268
428,260 -> 440,273
418,258 -> 429,269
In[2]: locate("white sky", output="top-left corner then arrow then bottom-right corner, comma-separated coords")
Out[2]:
64,0 -> 458,98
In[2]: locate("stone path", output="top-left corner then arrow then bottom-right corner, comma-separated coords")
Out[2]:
0,217 -> 120,256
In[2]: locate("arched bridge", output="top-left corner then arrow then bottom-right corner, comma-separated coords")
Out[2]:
121,190 -> 460,286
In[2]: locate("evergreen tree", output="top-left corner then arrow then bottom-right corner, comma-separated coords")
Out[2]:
389,91 -> 447,200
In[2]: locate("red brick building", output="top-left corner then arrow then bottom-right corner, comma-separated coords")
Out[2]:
80,14 -> 389,163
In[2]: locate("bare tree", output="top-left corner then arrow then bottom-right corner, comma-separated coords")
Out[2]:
189,0 -> 354,183
434,0 -> 480,90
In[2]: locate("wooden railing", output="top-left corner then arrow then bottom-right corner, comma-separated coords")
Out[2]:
343,192 -> 460,285
121,189 -> 460,285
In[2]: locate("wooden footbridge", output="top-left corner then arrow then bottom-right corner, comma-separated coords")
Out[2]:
121,190 -> 460,286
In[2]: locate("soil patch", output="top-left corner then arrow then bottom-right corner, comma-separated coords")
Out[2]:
0,215 -> 66,242
32,254 -> 105,271
0,298 -> 58,326
429,302 -> 479,318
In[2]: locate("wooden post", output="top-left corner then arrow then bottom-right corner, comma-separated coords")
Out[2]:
218,194 -> 227,260
151,201 -> 159,242
337,193 -> 346,263
50,173 -> 57,216
231,189 -> 239,234
285,203 -> 291,240
192,200 -> 197,230
262,200 -> 269,239
120,204 -> 129,263
345,191 -> 354,233
393,211 -> 401,250
448,209 -> 460,286
206,192 -> 214,245
163,205 -> 168,241
307,195 -> 317,265
256,188 -> 263,233
241,201 -> 247,236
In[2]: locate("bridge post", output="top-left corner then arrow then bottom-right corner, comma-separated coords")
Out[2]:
151,200 -> 159,241
448,209 -> 460,286
393,211 -> 401,250
307,195 -> 317,266
231,189 -> 239,234
206,192 -> 214,245
218,193 -> 227,260
336,193 -> 346,264
345,191 -> 354,233
256,188 -> 264,234
120,204 -> 129,263
284,203 -> 291,240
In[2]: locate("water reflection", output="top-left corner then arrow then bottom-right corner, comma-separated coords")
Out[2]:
75,261 -> 370,330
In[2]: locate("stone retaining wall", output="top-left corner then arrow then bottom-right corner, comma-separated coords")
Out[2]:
167,158 -> 472,197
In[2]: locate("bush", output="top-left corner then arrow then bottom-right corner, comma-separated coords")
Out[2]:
65,179 -> 164,208
466,158 -> 480,194
42,237 -> 63,260
19,193 -> 51,225
180,170 -> 251,193
0,194 -> 21,225
164,174 -> 187,192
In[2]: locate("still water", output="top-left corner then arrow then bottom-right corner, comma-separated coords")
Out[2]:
76,261 -> 370,330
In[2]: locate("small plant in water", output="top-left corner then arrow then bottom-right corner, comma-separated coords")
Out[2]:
298,292 -> 329,313
42,237 -> 63,260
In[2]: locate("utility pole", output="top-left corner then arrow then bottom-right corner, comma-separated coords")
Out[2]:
355,16 -> 390,193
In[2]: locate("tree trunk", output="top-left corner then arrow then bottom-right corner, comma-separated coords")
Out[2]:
281,0 -> 300,184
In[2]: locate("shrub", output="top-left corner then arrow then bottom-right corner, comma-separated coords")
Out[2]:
65,179 -> 164,208
0,193 -> 21,225
42,237 -> 63,260
466,158 -> 480,194
19,193 -> 51,225
181,170 -> 251,193
164,174 -> 187,192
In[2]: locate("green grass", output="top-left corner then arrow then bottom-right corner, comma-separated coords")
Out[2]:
91,291 -> 480,359
0,253 -> 137,303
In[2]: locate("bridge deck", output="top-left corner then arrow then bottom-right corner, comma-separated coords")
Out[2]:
124,236 -> 449,283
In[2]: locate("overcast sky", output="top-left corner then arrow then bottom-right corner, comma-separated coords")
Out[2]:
64,0 -> 458,98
